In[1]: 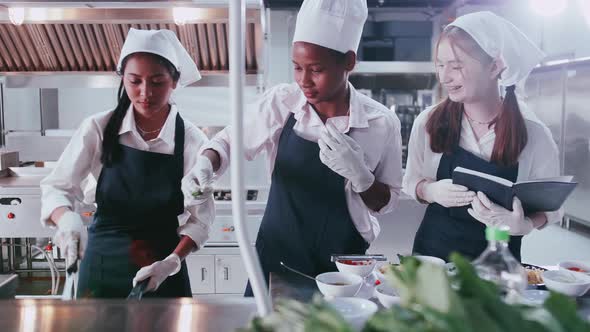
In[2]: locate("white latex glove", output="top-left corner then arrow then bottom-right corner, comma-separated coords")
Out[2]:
182,155 -> 214,205
421,179 -> 476,208
318,122 -> 375,193
53,211 -> 87,260
468,191 -> 534,235
132,253 -> 182,292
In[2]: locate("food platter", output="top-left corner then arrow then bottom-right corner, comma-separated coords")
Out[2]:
522,263 -> 547,287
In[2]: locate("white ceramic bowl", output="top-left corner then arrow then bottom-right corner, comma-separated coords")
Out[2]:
414,255 -> 446,266
558,261 -> 590,274
335,259 -> 376,277
316,272 -> 363,298
326,297 -> 378,331
543,270 -> 590,297
375,284 -> 400,308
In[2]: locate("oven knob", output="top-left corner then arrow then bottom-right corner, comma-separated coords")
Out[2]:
7,212 -> 15,219
222,226 -> 235,232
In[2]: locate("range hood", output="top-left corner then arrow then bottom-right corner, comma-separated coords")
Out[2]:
0,2 -> 265,87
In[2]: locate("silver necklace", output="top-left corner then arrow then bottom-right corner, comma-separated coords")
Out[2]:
464,111 -> 495,125
136,122 -> 163,135
134,104 -> 169,135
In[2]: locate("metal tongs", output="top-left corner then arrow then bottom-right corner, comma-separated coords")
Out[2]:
330,254 -> 387,262
62,240 -> 79,300
127,279 -> 150,300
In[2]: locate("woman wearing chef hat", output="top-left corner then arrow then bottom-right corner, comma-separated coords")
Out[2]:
403,11 -> 562,261
40,28 -> 214,297
184,0 -> 402,296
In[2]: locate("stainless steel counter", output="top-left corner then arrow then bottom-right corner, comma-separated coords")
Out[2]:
0,274 -> 18,299
0,298 -> 258,331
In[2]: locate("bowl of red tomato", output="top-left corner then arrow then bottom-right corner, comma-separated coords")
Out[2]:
335,259 -> 376,277
558,261 -> 590,275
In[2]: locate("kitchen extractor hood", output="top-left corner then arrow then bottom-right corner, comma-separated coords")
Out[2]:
0,2 -> 265,87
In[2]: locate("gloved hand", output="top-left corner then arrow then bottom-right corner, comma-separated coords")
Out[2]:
132,253 -> 182,292
318,122 -> 374,193
182,155 -> 214,204
421,179 -> 476,208
468,191 -> 534,235
53,210 -> 88,260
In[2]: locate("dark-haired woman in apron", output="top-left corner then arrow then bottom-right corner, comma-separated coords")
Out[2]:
41,28 -> 214,298
403,12 -> 562,262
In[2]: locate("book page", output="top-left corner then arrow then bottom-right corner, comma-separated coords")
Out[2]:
516,176 -> 574,184
453,167 -> 514,187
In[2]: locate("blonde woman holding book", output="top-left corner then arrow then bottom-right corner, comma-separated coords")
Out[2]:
403,12 -> 561,262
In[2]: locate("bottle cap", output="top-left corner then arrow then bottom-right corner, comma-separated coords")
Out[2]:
485,226 -> 510,242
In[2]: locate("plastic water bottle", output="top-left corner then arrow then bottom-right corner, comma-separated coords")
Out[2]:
472,226 -> 527,303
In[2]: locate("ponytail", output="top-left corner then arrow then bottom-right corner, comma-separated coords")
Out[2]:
101,81 -> 131,166
426,85 -> 528,167
490,85 -> 528,167
425,98 -> 463,155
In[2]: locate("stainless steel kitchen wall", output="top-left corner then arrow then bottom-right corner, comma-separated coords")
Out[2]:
525,59 -> 590,227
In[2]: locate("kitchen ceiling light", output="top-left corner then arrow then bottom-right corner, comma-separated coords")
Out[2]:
529,0 -> 568,17
172,7 -> 206,26
8,7 -> 25,26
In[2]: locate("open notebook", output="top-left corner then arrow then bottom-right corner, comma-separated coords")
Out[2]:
452,166 -> 577,213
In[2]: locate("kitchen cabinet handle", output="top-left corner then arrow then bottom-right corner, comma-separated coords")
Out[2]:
201,267 -> 207,281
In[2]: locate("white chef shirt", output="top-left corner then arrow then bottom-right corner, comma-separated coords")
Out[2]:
203,82 -> 403,243
403,104 -> 563,225
40,104 -> 214,249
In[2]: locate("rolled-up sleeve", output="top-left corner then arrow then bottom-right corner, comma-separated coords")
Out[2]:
402,111 -> 430,201
369,116 -> 403,216
201,84 -> 291,177
40,118 -> 101,226
179,126 -> 216,250
529,125 -> 563,226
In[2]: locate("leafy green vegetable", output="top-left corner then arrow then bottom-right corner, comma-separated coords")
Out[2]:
242,254 -> 590,332
242,295 -> 353,332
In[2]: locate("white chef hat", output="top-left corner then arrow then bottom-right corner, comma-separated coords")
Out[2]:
447,11 -> 544,87
117,28 -> 201,88
292,0 -> 368,54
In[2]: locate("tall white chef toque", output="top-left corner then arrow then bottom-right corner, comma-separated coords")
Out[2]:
292,0 -> 368,54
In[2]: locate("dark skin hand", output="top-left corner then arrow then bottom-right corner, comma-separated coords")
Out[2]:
292,41 -> 390,211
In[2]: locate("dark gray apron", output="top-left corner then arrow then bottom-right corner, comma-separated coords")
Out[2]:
412,145 -> 522,261
78,113 -> 191,298
245,113 -> 369,296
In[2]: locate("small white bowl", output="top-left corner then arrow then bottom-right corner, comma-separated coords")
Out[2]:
316,272 -> 363,298
543,270 -> 590,297
558,261 -> 590,274
326,297 -> 378,331
375,284 -> 400,308
335,259 -> 376,277
414,255 -> 446,266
